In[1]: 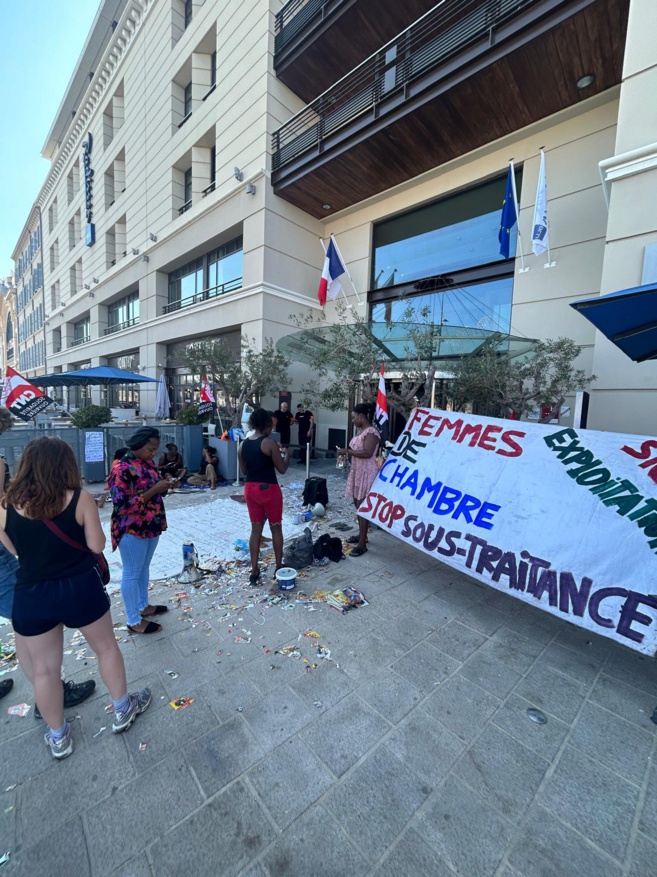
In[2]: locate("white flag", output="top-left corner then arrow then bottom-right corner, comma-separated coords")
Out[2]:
531,150 -> 549,256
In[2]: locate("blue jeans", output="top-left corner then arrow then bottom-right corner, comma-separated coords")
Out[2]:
0,545 -> 19,620
118,534 -> 159,626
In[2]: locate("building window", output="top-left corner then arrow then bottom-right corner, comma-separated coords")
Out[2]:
67,161 -> 80,204
51,281 -> 60,311
165,238 -> 243,313
72,316 -> 90,347
106,291 -> 139,334
184,0 -> 192,28
167,257 -> 204,310
68,211 -> 81,251
372,173 -> 521,287
108,353 -> 140,408
49,240 -> 59,271
178,167 -> 193,214
48,199 -> 58,233
210,51 -> 217,87
69,259 -> 82,296
183,81 -> 192,123
207,236 -> 243,294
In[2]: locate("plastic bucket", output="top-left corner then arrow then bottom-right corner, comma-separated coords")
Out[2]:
276,567 -> 297,591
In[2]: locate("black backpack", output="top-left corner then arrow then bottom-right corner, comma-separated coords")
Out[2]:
303,477 -> 329,508
313,533 -> 343,563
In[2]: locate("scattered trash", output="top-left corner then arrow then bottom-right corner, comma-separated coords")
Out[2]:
233,636 -> 251,644
3,807 -> 13,814
303,630 -> 320,639
7,703 -> 30,717
236,705 -> 244,712
104,703 -> 114,714
526,708 -> 548,725
92,727 -> 106,738
0,852 -> 10,868
165,670 -> 179,679
4,786 -> 16,793
170,697 -> 194,710
313,701 -> 323,709
138,742 -> 148,752
327,587 -> 369,613
316,646 -> 331,659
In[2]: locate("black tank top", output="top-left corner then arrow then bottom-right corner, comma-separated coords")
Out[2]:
242,436 -> 278,484
6,490 -> 97,589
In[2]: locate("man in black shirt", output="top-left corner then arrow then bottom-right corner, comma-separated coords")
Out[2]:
272,402 -> 294,448
296,404 -> 314,464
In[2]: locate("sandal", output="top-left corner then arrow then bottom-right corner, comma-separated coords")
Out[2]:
127,621 -> 162,635
346,536 -> 368,545
349,545 -> 368,557
249,571 -> 261,586
140,605 -> 168,617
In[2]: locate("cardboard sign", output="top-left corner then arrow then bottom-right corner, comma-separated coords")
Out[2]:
358,407 -> 657,655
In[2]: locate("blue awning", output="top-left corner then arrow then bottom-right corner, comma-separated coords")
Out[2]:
570,282 -> 657,363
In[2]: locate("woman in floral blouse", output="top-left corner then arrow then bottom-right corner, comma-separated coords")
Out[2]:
108,427 -> 174,634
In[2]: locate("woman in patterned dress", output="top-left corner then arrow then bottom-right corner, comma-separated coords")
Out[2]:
337,402 -> 380,557
108,427 -> 173,634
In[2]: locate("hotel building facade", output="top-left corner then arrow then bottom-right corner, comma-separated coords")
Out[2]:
8,0 -> 657,443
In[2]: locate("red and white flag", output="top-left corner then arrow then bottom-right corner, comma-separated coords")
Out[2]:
198,375 -> 215,418
1,367 -> 54,421
374,361 -> 389,444
317,239 -> 345,307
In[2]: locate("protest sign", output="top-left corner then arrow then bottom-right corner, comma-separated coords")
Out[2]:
358,407 -> 657,654
198,375 -> 215,419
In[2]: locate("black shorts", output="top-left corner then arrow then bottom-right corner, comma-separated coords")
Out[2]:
12,565 -> 111,637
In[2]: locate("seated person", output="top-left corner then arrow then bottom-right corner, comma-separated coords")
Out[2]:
158,443 -> 187,481
187,445 -> 219,489
96,447 -> 128,508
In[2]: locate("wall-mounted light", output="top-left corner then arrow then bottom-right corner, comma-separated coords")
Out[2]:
149,233 -> 157,242
576,74 -> 595,90
132,247 -> 140,256
88,292 -> 95,298
245,183 -> 256,195
142,255 -> 149,263
83,283 -> 91,290
92,277 -> 99,284
234,167 -> 244,182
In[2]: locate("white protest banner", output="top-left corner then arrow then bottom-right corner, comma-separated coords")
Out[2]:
358,408 -> 657,655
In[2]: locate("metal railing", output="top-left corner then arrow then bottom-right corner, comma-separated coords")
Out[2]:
178,200 -> 192,215
103,317 -> 140,335
272,0 -> 541,170
70,335 -> 90,347
162,277 -> 242,315
275,0 -> 344,53
202,181 -> 216,197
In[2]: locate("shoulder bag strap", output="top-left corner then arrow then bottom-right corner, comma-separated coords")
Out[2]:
42,518 -> 90,556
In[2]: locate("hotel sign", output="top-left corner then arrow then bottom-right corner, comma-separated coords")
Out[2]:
82,133 -> 95,246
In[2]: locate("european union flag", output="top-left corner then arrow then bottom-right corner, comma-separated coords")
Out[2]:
498,164 -> 517,259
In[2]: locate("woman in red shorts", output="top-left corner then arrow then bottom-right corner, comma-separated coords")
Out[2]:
239,409 -> 289,585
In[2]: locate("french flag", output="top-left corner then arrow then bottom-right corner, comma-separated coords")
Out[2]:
317,239 -> 345,306
374,361 -> 389,445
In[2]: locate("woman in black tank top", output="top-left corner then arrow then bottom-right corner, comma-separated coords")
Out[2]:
0,437 -> 151,760
239,409 -> 289,586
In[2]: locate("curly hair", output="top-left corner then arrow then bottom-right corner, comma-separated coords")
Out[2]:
248,408 -> 273,433
0,409 -> 14,436
353,402 -> 375,423
3,436 -> 82,519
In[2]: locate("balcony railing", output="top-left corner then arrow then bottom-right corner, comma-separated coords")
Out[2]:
162,277 -> 242,315
273,0 -> 541,171
70,335 -> 90,347
275,0 -> 344,53
104,317 -> 140,336
202,181 -> 216,197
178,200 -> 192,215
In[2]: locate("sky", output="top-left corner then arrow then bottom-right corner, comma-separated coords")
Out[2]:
0,1 -> 100,278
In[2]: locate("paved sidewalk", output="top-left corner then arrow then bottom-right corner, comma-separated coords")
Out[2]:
1,463 -> 656,876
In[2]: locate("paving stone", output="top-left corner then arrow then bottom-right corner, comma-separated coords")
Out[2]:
112,853 -> 153,876
125,692 -> 219,774
537,642 -> 603,687
241,685 -> 314,751
492,694 -> 570,761
338,630 -> 406,679
17,733 -> 136,846
185,715 -> 265,797
569,702 -> 653,785
372,828 -> 455,877
639,762 -> 657,841
426,619 -> 487,662
413,594 -> 459,629
170,624 -> 225,657
392,642 -> 459,692
149,780 -> 276,877
201,667 -> 264,723
589,673 -> 657,730
459,653 -> 522,699
456,602 -> 509,635
385,709 -> 463,785
416,775 -> 515,877
301,693 -> 391,777
0,723 -> 67,786
554,624 -> 614,663
602,649 -> 657,696
10,816 -> 91,876
247,737 -> 335,829
508,804 -> 622,877
488,625 -> 546,659
241,651 -> 315,696
289,661 -> 357,712
324,746 -> 429,859
473,636 -> 539,675
541,746 -> 639,860
398,574 -> 447,602
454,725 -> 549,822
423,674 -> 501,743
515,665 -> 588,723
357,668 -> 423,724
628,832 -> 657,877
262,805 -> 369,877
85,753 -> 202,872
377,614 -> 435,653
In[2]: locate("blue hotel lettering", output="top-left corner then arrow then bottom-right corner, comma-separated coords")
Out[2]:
379,459 -> 501,530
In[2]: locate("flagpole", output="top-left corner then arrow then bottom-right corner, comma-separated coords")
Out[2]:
539,149 -> 556,270
509,160 -> 528,274
330,234 -> 363,306
319,236 -> 356,310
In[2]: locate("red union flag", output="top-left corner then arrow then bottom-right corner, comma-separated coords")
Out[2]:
197,375 -> 215,418
1,367 -> 54,421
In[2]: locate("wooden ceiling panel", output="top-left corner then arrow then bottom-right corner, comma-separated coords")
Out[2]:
274,0 -> 630,217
